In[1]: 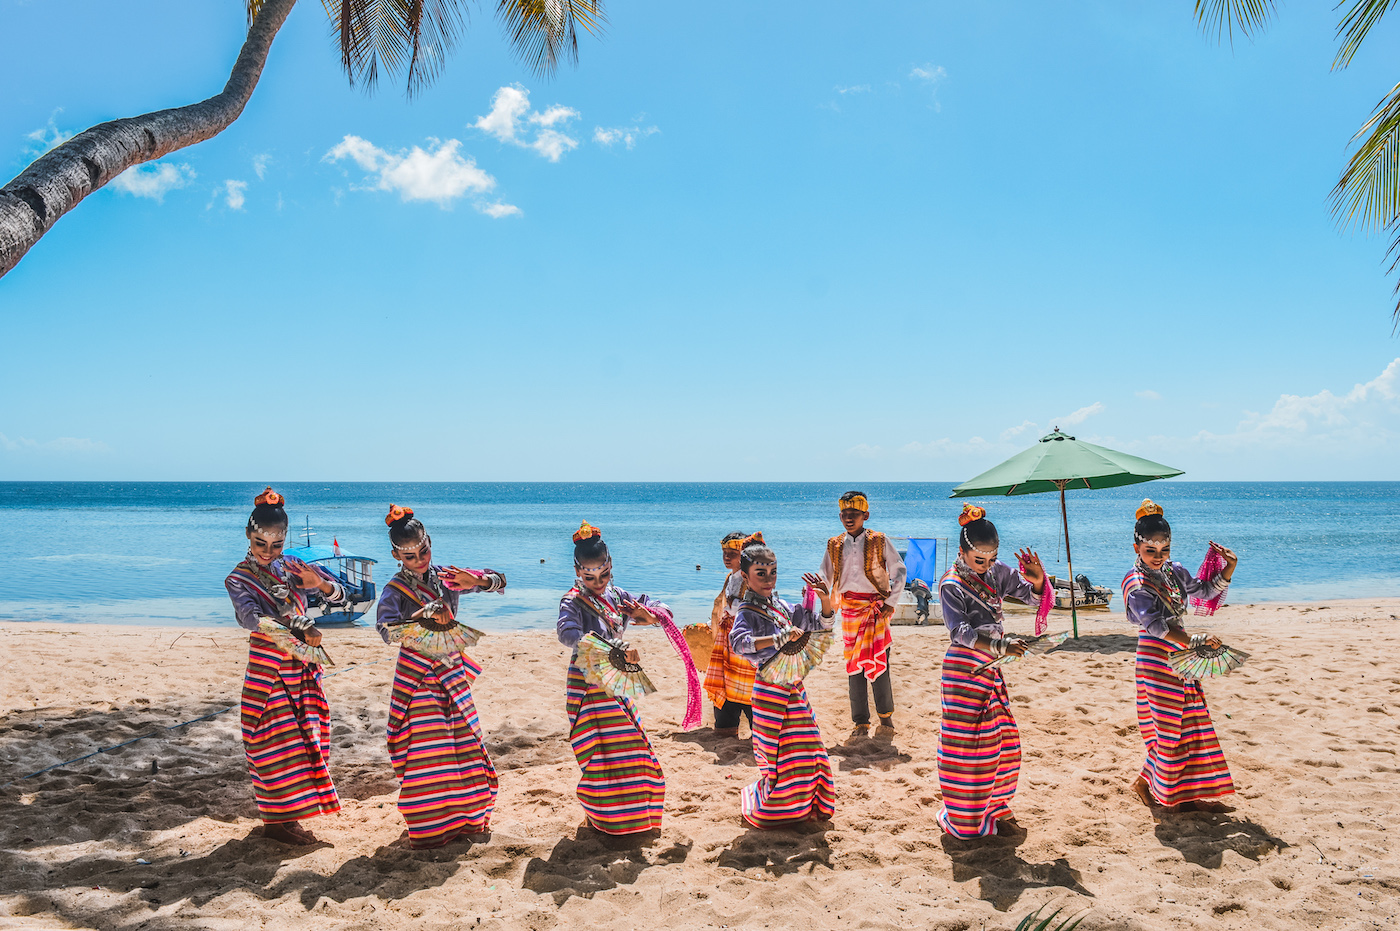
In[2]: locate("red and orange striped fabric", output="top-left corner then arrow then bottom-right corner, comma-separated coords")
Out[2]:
704,615 -> 757,708
935,644 -> 1020,838
741,679 -> 835,828
240,632 -> 341,824
839,591 -> 893,681
387,647 -> 498,847
565,663 -> 664,834
1135,634 -> 1235,806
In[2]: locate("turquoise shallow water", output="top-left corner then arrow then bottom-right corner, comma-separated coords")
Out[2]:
1,482 -> 1396,629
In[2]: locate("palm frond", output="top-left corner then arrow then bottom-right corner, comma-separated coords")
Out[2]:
1193,0 -> 1276,43
320,0 -> 466,95
496,0 -> 607,78
1335,0 -> 1400,70
1331,81 -> 1400,235
1014,905 -> 1087,931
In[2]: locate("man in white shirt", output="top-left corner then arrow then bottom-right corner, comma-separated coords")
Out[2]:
819,491 -> 906,741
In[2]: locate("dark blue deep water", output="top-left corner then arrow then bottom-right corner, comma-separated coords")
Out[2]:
1,482 -> 1395,628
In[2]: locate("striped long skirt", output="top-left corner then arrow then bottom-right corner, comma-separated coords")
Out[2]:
386,648 -> 498,847
742,679 -> 835,828
240,633 -> 341,823
566,664 -> 664,834
1136,634 -> 1234,806
936,644 -> 1020,838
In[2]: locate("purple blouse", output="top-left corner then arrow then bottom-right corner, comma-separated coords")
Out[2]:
937,560 -> 1039,650
1123,561 -> 1230,639
557,585 -> 673,650
224,558 -> 345,631
375,565 -> 506,644
730,594 -> 833,667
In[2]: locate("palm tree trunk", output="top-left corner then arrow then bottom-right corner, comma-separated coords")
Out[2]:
0,0 -> 298,279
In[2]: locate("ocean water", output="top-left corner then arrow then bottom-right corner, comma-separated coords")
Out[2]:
1,482 -> 1397,630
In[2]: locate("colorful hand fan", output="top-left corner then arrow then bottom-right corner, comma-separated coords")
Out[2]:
1168,635 -> 1249,681
576,632 -> 657,703
758,626 -> 835,686
388,621 -> 486,666
970,630 -> 1071,677
257,618 -> 334,666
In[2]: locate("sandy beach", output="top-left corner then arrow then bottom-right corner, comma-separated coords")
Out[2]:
2,599 -> 1398,930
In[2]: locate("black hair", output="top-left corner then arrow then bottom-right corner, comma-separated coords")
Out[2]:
246,501 -> 288,534
721,531 -> 745,544
959,517 -> 999,553
839,490 -> 868,509
1134,514 -> 1171,543
574,535 -> 610,567
388,514 -> 428,549
739,544 -> 776,572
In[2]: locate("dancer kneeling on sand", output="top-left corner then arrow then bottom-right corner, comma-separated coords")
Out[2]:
705,531 -> 757,738
224,488 -> 347,846
1122,499 -> 1237,813
557,521 -> 675,835
730,540 -> 837,828
376,505 -> 504,848
935,505 -> 1051,839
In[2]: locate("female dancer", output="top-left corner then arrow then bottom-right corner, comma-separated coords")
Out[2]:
376,505 -> 505,847
935,504 -> 1050,839
705,531 -> 756,737
1122,499 -> 1237,812
556,521 -> 672,834
224,488 -> 346,845
729,539 -> 837,827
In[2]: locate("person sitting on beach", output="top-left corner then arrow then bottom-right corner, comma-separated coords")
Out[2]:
729,539 -> 837,827
556,521 -> 673,835
224,488 -> 347,846
1122,499 -> 1237,813
376,505 -> 505,848
819,491 -> 906,741
705,531 -> 757,738
935,504 -> 1050,839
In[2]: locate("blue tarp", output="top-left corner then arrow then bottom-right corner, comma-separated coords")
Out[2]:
905,538 -> 938,586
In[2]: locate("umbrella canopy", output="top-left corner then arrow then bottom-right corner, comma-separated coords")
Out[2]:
950,429 -> 1183,498
949,429 -> 1183,638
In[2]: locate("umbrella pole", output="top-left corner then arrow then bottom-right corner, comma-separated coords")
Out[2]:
1059,484 -> 1079,639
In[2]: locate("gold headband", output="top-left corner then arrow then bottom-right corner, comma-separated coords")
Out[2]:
722,538 -> 744,552
840,495 -> 869,512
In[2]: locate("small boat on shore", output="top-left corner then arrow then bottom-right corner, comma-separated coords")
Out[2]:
1052,574 -> 1113,611
282,517 -> 378,625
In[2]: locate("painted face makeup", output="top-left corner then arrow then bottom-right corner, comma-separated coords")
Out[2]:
247,530 -> 287,565
394,535 -> 432,573
577,560 -> 613,594
744,560 -> 778,598
961,546 -> 998,574
1135,537 -> 1171,571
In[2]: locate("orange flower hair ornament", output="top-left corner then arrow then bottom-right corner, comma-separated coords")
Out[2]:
255,487 -> 283,507
385,504 -> 414,527
574,521 -> 602,543
1135,499 -> 1164,520
958,504 -> 986,526
742,531 -> 766,548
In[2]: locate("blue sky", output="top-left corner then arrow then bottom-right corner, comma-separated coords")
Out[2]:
2,0 -> 1398,481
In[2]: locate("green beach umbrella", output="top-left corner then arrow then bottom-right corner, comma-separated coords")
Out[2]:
950,428 -> 1183,637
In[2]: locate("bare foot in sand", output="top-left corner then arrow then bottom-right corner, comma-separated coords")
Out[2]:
1131,776 -> 1155,809
263,821 -> 319,846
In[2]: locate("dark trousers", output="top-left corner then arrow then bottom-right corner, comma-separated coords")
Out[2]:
848,648 -> 894,725
714,701 -> 753,729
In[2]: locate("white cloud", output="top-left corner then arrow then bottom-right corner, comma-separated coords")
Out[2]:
224,180 -> 247,210
476,201 -> 522,219
836,84 -> 871,95
0,432 -> 108,455
109,161 -> 196,202
1136,390 -> 1162,401
26,115 -> 74,155
1208,358 -> 1400,447
910,64 -> 947,83
252,154 -> 270,180
473,84 -> 580,162
593,125 -> 660,150
1057,402 -> 1105,428
325,135 -> 496,207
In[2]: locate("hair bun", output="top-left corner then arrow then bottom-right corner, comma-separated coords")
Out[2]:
255,487 -> 284,507
1135,499 -> 1164,520
573,521 -> 602,543
958,504 -> 986,526
385,504 -> 414,527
